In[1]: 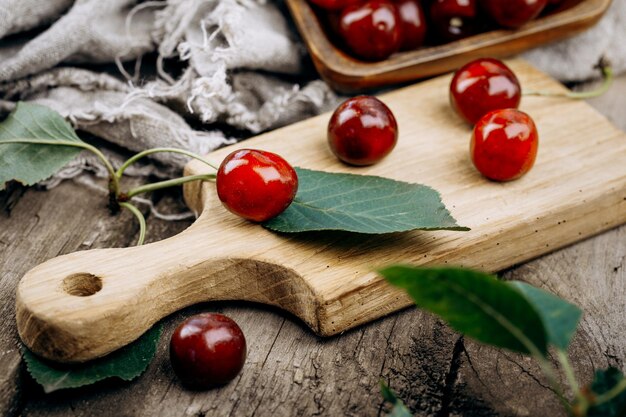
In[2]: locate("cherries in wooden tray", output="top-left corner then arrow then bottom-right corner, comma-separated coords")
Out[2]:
310,0 -> 575,61
429,0 -> 478,42
480,0 -> 548,29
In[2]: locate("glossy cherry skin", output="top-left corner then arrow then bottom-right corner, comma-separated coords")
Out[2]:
216,149 -> 298,222
170,313 -> 247,389
339,1 -> 402,61
480,0 -> 548,28
309,0 -> 363,10
395,0 -> 427,50
429,0 -> 477,42
328,96 -> 398,166
450,58 -> 522,125
471,109 -> 538,181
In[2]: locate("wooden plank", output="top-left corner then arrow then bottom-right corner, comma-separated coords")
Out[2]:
1,71 -> 624,417
9,195 -> 459,417
15,226 -> 626,417
14,59 -> 626,363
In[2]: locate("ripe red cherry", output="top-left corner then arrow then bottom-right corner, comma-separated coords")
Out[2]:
216,149 -> 298,222
308,0 -> 362,10
480,0 -> 548,28
395,0 -> 427,50
170,313 -> 247,389
450,58 -> 521,125
429,0 -> 477,42
339,0 -> 402,61
328,96 -> 398,166
471,109 -> 538,181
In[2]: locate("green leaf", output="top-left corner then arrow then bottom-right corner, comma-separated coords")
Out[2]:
380,266 -> 548,356
23,324 -> 162,393
263,168 -> 469,234
509,281 -> 582,351
0,102 -> 85,190
588,368 -> 626,417
380,381 -> 413,417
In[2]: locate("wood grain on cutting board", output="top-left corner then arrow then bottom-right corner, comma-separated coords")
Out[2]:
16,60 -> 626,363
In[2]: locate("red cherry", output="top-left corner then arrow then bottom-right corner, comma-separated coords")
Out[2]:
309,0 -> 363,10
328,96 -> 398,166
170,313 -> 247,389
470,109 -> 538,181
395,0 -> 427,50
480,0 -> 548,28
450,58 -> 521,125
429,0 -> 478,42
339,0 -> 402,61
216,149 -> 298,222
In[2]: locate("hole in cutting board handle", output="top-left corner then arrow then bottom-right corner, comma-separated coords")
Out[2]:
63,273 -> 103,297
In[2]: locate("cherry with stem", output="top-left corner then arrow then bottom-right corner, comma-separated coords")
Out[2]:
0,138 -> 220,247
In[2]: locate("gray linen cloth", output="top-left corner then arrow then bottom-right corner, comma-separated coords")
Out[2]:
0,0 -> 624,188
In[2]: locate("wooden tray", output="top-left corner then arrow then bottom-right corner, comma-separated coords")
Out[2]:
16,60 -> 626,363
286,0 -> 612,92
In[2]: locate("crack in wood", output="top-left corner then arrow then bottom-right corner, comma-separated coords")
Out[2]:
437,335 -> 465,417
499,351 -> 554,393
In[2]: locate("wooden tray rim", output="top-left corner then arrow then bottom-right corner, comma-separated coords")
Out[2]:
287,0 -> 612,86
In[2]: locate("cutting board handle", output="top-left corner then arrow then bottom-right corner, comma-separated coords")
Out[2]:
15,211 -> 319,363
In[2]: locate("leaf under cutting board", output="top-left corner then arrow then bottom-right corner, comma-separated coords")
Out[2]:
0,102 -> 84,190
23,324 -> 162,393
263,168 -> 468,234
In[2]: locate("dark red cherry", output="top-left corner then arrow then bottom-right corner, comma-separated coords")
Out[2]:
429,0 -> 477,42
170,313 -> 247,389
339,0 -> 402,61
471,109 -> 538,181
480,0 -> 548,28
328,96 -> 398,166
309,0 -> 363,10
326,12 -> 343,36
216,149 -> 298,222
450,58 -> 522,125
395,0 -> 427,50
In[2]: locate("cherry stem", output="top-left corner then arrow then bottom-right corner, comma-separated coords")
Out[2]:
119,202 -> 146,246
0,138 -> 121,197
125,173 -> 216,198
500,317 -> 572,414
556,350 -> 587,414
534,354 -> 573,414
115,147 -> 219,179
524,61 -> 613,100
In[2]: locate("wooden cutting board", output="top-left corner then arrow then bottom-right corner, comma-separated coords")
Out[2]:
16,60 -> 626,363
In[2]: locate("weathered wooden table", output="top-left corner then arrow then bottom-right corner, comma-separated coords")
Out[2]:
1,76 -> 624,417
